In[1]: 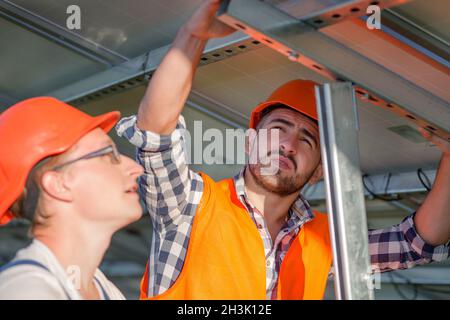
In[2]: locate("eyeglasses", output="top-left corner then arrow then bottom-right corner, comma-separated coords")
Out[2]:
52,145 -> 121,171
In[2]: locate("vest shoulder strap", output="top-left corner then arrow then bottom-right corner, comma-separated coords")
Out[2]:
0,259 -> 49,273
0,259 -> 73,299
94,277 -> 111,300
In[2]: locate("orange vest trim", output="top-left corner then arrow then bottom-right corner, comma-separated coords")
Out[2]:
140,173 -> 332,300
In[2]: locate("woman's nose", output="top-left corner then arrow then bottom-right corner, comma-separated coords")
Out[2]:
122,155 -> 144,178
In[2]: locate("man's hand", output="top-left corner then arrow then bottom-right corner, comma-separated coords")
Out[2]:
418,127 -> 450,156
183,0 -> 236,40
414,126 -> 450,246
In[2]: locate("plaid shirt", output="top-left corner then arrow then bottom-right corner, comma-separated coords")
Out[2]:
116,115 -> 450,299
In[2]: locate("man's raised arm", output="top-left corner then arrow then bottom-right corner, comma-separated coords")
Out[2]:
136,0 -> 235,135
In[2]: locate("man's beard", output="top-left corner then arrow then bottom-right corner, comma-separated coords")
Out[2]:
247,151 -> 315,196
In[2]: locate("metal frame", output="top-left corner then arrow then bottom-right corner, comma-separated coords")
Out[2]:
274,0 -> 411,25
382,8 -> 450,63
39,0 -> 450,141
316,82 -> 373,300
305,168 -> 436,214
303,169 -> 436,201
217,0 -> 450,142
0,0 -> 128,66
46,31 -> 259,102
379,22 -> 450,69
43,31 -> 257,126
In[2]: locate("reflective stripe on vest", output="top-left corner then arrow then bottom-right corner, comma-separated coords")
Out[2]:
140,173 -> 332,300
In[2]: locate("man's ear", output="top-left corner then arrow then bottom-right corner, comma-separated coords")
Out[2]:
308,163 -> 323,185
40,171 -> 74,202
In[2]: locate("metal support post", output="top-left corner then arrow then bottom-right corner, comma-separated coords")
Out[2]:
316,82 -> 374,300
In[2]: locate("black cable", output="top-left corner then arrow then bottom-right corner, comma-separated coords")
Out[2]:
417,168 -> 432,192
362,174 -> 400,202
417,285 -> 450,294
141,51 -> 151,81
384,173 -> 392,195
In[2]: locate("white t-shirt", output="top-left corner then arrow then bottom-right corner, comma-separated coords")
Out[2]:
0,239 -> 125,300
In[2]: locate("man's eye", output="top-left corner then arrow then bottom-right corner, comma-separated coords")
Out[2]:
300,138 -> 312,147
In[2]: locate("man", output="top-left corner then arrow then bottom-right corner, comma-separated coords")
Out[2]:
0,97 -> 143,299
117,0 -> 450,299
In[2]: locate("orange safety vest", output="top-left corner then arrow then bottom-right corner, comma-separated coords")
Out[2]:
140,173 -> 332,300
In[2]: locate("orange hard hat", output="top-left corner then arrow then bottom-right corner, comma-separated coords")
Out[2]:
249,79 -> 319,129
0,97 -> 120,225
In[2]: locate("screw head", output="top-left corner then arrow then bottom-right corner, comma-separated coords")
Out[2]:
288,51 -> 300,61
